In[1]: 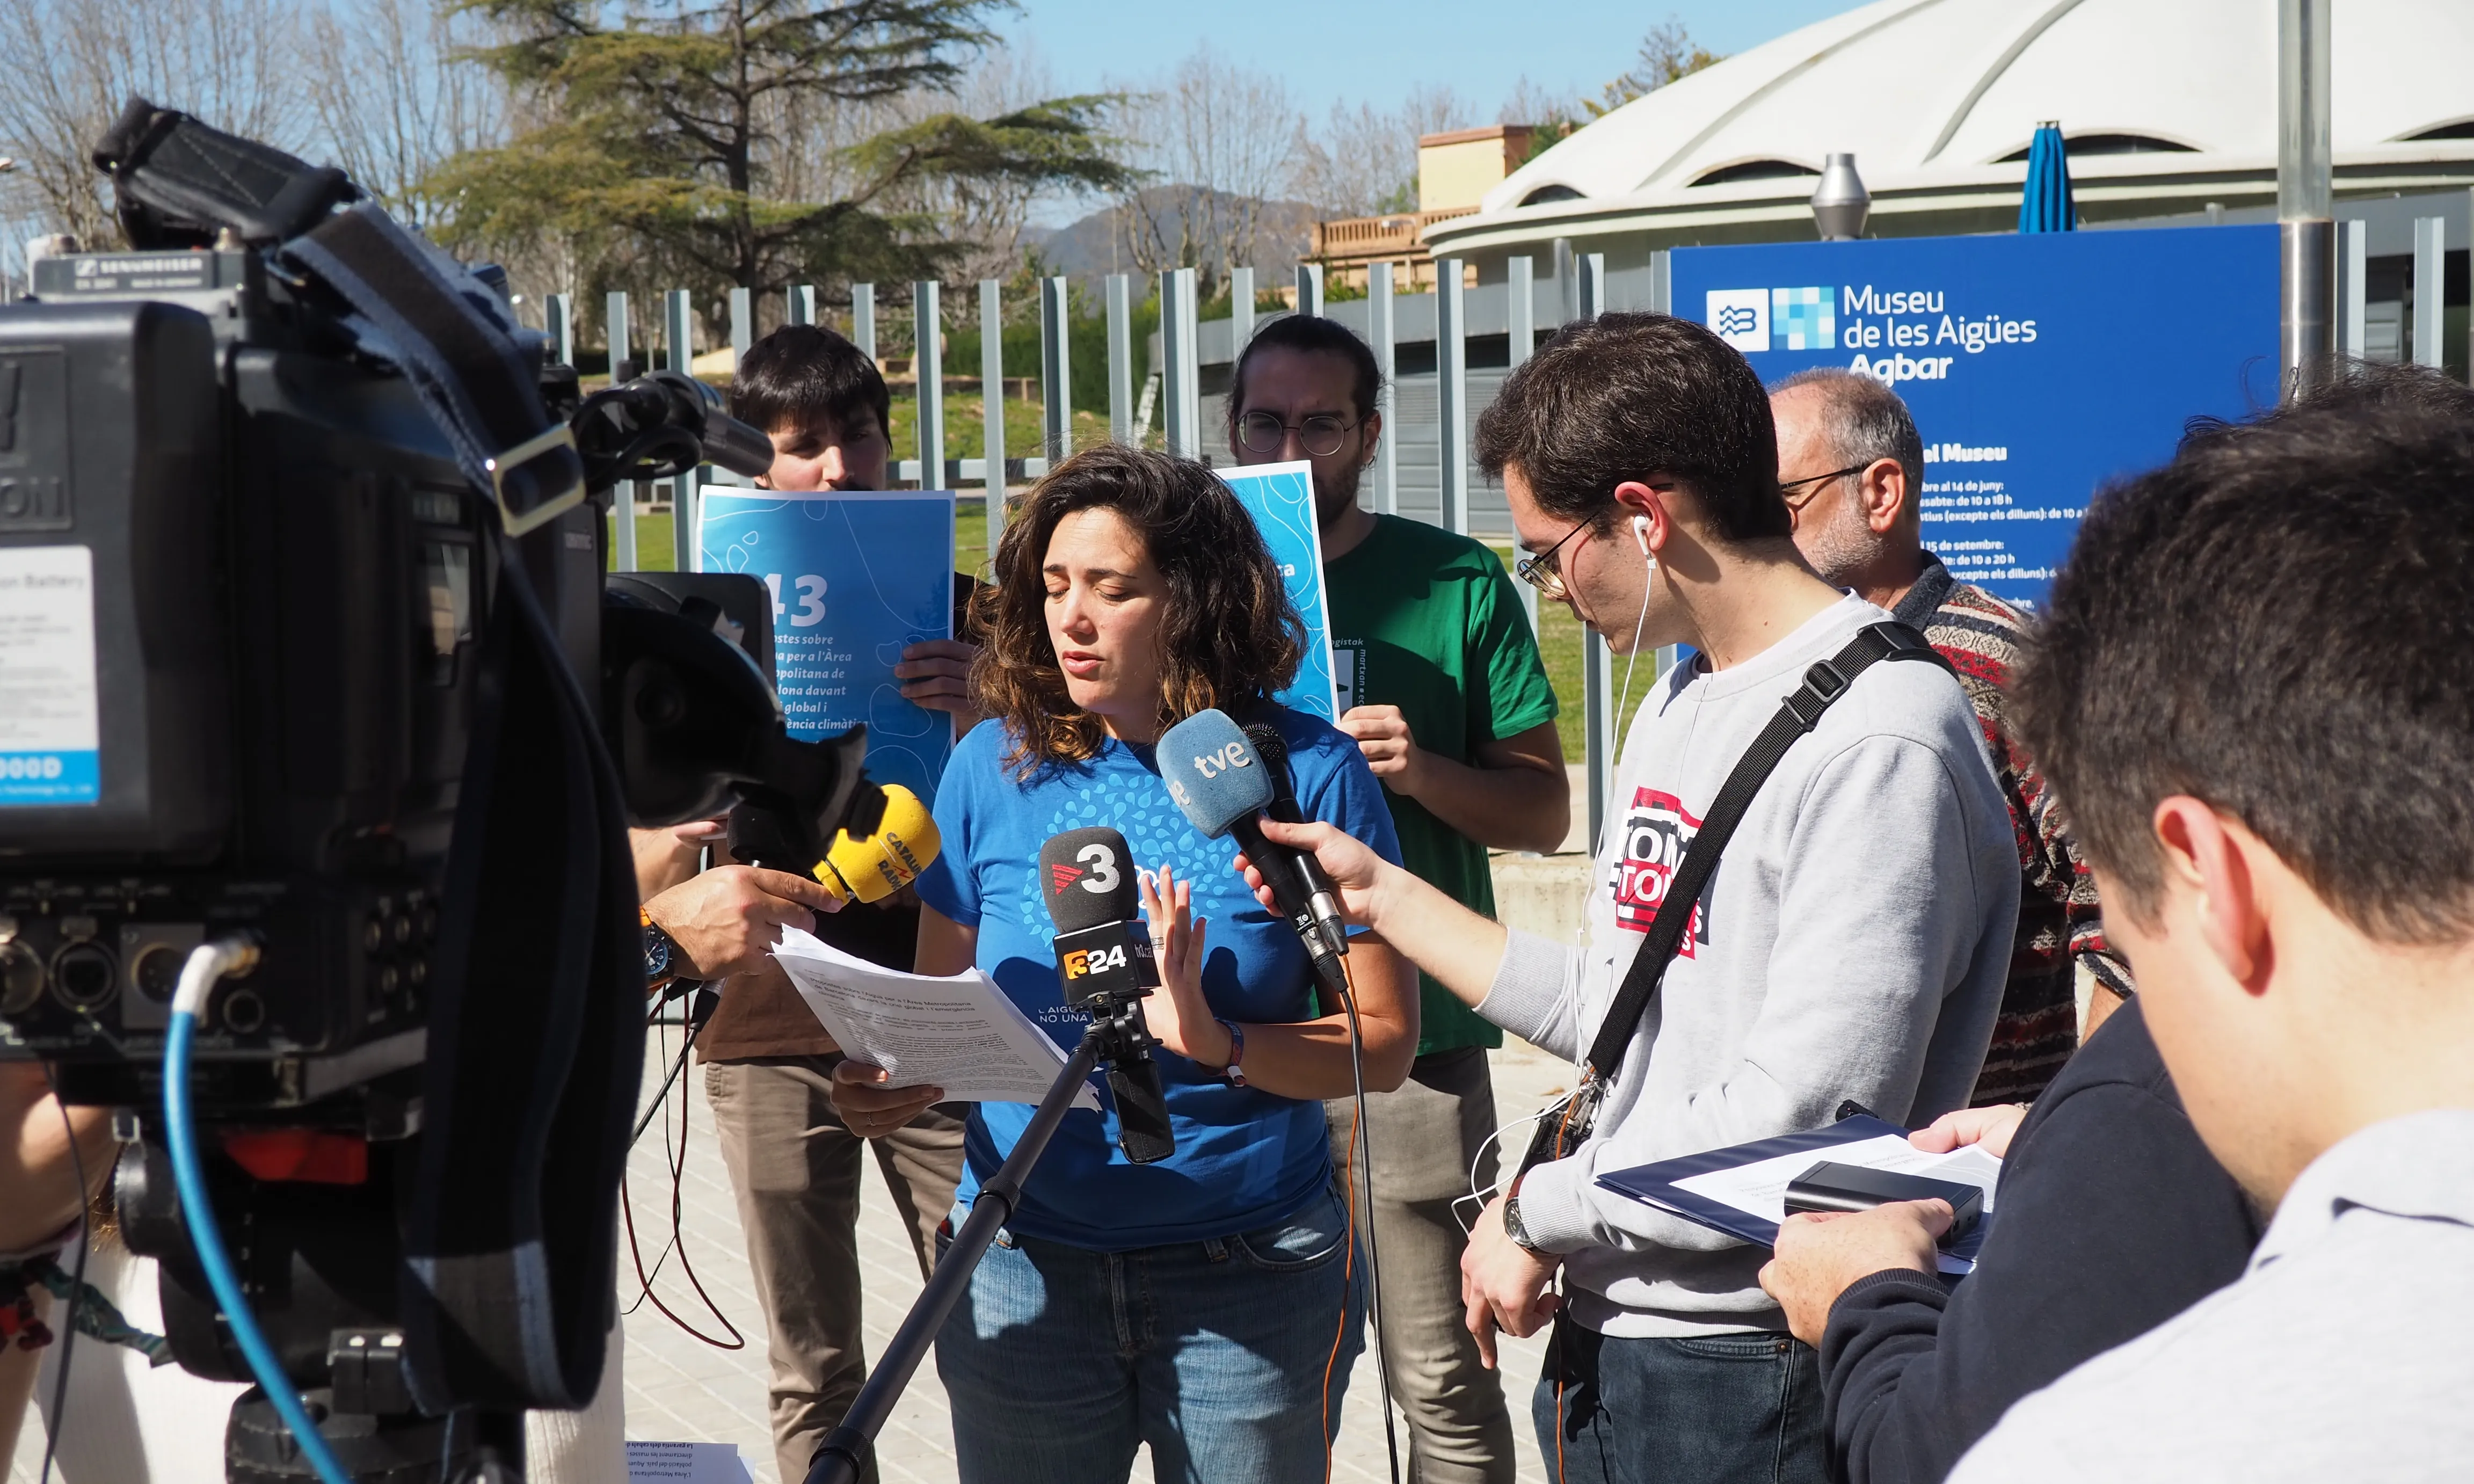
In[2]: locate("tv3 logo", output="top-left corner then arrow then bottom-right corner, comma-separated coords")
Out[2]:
762,572 -> 827,627
1062,943 -> 1131,980
1050,842 -> 1123,896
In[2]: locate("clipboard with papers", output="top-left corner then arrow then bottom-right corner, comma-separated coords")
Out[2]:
1596,1114 -> 2004,1275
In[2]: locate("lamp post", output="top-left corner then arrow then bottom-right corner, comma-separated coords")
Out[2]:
1811,155 -> 1870,241
2279,0 -> 2335,397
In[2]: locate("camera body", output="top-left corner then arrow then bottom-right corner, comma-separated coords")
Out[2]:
0,248 -> 603,1121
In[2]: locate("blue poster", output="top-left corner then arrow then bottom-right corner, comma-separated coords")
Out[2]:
1213,461 -> 1338,719
1674,225 -> 2280,608
697,490 -> 957,803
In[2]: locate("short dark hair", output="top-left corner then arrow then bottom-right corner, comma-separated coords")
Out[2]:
1474,312 -> 1789,542
973,445 -> 1305,776
1226,312 -> 1384,429
730,324 -> 890,440
1773,367 -> 1927,503
2015,363 -> 2474,943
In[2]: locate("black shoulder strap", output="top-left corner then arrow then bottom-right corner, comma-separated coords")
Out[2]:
1519,621 -> 1950,1176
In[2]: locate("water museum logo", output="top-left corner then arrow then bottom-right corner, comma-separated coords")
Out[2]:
1705,287 -> 1836,353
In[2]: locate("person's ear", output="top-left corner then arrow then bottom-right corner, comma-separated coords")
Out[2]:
1862,458 -> 1907,535
1612,481 -> 1672,555
2152,796 -> 2272,993
1359,409 -> 1382,468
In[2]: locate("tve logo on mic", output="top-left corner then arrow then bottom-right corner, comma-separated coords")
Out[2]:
1158,711 -> 1274,831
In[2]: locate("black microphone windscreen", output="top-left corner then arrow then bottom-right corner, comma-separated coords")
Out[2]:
1241,722 -> 1297,808
1039,826 -> 1140,932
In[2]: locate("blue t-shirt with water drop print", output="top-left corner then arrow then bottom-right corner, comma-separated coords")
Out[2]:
913,705 -> 1403,1250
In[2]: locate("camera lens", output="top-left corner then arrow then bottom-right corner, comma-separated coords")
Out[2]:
0,944 -> 42,1016
51,944 -> 118,1009
133,944 -> 183,1003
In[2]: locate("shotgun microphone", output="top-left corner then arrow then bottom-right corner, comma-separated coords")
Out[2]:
1155,709 -> 1349,998
1038,827 -> 1174,1163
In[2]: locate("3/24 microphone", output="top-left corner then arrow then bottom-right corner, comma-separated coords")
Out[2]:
1038,827 -> 1175,1163
1155,709 -> 1349,998
730,782 -> 941,905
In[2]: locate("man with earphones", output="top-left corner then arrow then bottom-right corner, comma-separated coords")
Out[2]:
1226,312 -> 1566,1484
1243,313 -> 2017,1484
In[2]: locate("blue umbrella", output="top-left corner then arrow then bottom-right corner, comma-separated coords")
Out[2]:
2019,122 -> 2075,232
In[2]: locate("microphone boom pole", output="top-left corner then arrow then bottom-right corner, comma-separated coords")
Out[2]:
804,1022 -> 1108,1484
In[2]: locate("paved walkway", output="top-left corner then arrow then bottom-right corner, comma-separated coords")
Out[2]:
617,1026 -> 1575,1484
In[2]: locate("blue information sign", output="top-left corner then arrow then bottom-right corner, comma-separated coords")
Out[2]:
1673,225 -> 2280,608
1214,461 -> 1339,719
697,490 -> 956,803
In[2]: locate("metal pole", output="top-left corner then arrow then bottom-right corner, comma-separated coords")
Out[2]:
544,293 -> 573,367
665,288 -> 697,570
1505,257 -> 1537,632
716,287 -> 752,488
1578,253 -> 1605,319
1231,266 -> 1256,353
2412,217 -> 2447,369
1296,263 -> 1324,319
805,1030 -> 1109,1484
915,280 -> 944,489
788,284 -> 816,327
980,278 -> 1007,549
606,290 -> 638,572
1576,250 -> 1615,849
1162,268 -> 1201,459
2278,0 -> 2334,398
2337,220 -> 2367,361
1106,274 -> 1134,443
852,282 -> 876,361
1436,259 -> 1467,536
1553,237 -> 1577,325
1040,275 -> 1072,462
1367,261 -> 1397,517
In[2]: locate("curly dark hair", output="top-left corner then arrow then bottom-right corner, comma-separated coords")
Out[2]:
972,445 -> 1305,775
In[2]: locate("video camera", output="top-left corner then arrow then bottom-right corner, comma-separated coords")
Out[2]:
0,100 -> 884,1480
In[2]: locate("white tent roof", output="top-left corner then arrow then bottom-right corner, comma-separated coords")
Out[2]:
1434,0 -> 2474,253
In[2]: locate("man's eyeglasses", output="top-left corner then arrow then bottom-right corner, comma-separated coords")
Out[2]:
1238,411 -> 1358,458
1779,463 -> 1869,508
1513,521 -> 1590,601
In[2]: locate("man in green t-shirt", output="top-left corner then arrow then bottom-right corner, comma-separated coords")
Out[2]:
1227,313 -> 1567,1484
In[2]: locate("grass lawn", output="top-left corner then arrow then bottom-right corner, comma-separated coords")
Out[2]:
608,514 -> 1590,762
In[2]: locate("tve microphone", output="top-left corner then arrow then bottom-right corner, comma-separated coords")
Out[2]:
1242,722 -> 1351,958
1038,827 -> 1174,1163
1155,709 -> 1349,998
731,782 -> 941,905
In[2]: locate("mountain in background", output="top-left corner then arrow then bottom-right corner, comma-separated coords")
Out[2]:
1027,185 -> 1322,295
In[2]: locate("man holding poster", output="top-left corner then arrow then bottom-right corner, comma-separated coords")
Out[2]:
678,324 -> 974,1484
1227,313 -> 1567,1484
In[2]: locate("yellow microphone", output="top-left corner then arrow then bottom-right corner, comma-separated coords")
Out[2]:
811,784 -> 941,904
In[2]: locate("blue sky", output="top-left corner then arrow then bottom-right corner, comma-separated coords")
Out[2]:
993,0 -> 1868,119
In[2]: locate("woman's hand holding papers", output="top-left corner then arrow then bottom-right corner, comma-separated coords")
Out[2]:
1761,1201 -> 1956,1345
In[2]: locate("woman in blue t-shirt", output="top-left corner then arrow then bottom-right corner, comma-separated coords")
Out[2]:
829,445 -> 1418,1482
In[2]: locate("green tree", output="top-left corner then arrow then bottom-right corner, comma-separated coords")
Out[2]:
1586,17 -> 1723,119
425,0 -> 1137,331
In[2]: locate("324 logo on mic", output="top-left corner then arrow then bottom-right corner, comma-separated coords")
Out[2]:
1061,943 -> 1132,980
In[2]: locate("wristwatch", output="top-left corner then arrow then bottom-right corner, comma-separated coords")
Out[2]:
1501,1191 -> 1548,1257
641,907 -> 683,991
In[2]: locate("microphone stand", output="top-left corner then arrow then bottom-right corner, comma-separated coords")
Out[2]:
804,990 -> 1158,1484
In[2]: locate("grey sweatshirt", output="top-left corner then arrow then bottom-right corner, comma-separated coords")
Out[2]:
1486,594 -> 2018,1337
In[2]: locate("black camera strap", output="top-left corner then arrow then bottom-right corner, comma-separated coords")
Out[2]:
1516,621 -> 1952,1180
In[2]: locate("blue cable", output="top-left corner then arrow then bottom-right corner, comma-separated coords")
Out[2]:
164,944 -> 353,1484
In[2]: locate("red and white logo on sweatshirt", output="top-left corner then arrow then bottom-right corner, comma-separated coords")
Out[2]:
1611,788 -> 1714,952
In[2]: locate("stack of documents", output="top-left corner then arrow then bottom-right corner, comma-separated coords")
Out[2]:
1598,1114 -> 2003,1274
770,927 -> 1099,1110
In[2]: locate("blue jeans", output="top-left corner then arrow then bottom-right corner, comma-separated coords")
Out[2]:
1532,1316 -> 1826,1484
934,1188 -> 1365,1483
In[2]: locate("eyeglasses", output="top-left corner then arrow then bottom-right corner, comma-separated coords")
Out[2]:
1778,463 -> 1869,508
1237,411 -> 1358,458
1513,521 -> 1591,600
